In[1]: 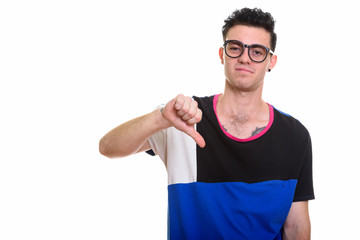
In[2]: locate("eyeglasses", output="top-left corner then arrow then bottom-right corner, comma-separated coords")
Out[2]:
223,40 -> 274,63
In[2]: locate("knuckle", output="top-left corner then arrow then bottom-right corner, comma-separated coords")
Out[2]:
195,110 -> 202,121
174,95 -> 185,110
176,94 -> 184,99
186,120 -> 194,125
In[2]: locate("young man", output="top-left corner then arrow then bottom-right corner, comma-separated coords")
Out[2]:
99,8 -> 314,240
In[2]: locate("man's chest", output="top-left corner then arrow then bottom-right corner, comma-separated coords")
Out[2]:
220,117 -> 269,139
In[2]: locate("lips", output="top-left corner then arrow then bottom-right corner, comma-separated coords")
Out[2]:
235,67 -> 254,73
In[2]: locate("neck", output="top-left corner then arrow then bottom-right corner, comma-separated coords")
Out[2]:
217,82 -> 266,120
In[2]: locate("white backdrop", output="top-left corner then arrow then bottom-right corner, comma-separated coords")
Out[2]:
1,0 -> 359,239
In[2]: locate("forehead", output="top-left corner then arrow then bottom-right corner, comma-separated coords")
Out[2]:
226,25 -> 271,47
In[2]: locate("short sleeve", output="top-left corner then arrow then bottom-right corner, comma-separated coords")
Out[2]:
293,134 -> 315,202
148,128 -> 168,164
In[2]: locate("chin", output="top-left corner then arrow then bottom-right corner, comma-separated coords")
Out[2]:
226,78 -> 263,93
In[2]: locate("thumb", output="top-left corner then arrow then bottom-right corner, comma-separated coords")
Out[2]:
184,126 -> 206,148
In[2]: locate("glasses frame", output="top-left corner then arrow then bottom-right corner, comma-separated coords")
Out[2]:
223,40 -> 274,63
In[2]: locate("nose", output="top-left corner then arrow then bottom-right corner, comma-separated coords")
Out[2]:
237,48 -> 251,64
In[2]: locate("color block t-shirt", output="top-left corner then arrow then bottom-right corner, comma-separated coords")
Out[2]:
148,95 -> 314,240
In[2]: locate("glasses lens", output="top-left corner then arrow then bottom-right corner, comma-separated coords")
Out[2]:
249,45 -> 267,62
225,41 -> 244,58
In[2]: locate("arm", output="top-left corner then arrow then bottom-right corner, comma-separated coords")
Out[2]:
283,201 -> 311,240
99,109 -> 167,158
99,94 -> 205,158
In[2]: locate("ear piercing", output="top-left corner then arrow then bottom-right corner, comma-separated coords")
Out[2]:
268,69 -> 271,72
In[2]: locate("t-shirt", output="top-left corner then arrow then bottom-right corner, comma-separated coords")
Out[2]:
148,94 -> 314,240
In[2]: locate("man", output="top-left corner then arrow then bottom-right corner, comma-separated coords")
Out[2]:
99,8 -> 314,240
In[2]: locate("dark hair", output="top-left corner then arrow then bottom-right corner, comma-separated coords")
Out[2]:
222,8 -> 277,51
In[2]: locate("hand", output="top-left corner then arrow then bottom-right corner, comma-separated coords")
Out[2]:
161,94 -> 206,148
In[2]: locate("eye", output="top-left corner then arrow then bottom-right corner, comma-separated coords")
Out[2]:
251,48 -> 265,56
230,46 -> 241,51
227,42 -> 243,53
250,46 -> 266,58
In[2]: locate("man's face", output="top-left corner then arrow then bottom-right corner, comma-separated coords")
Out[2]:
219,25 -> 277,93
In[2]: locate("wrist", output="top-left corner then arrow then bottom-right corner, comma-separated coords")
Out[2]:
152,106 -> 171,130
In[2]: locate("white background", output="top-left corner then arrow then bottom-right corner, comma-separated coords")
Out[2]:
1,0 -> 359,239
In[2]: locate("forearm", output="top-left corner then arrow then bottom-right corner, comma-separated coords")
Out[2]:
99,94 -> 205,158
99,108 -> 169,158
283,219 -> 311,240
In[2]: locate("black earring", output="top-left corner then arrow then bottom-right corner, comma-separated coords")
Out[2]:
268,69 -> 271,72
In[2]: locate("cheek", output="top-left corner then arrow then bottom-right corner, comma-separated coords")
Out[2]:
256,67 -> 268,82
255,62 -> 269,77
223,61 -> 233,77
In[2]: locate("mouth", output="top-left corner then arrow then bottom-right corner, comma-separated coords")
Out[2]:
235,67 -> 254,74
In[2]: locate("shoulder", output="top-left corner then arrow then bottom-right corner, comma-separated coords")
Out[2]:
192,95 -> 219,123
272,106 -> 311,142
193,95 -> 215,105
193,95 -> 218,112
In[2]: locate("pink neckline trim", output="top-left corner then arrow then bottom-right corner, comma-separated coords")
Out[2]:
213,94 -> 274,142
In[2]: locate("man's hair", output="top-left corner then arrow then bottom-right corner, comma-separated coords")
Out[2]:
222,8 -> 277,51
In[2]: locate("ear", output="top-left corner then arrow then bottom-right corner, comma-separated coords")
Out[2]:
219,47 -> 224,65
268,54 -> 277,71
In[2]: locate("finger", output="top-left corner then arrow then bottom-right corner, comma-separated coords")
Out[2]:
181,100 -> 198,121
174,94 -> 185,110
185,108 -> 202,125
177,96 -> 192,117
